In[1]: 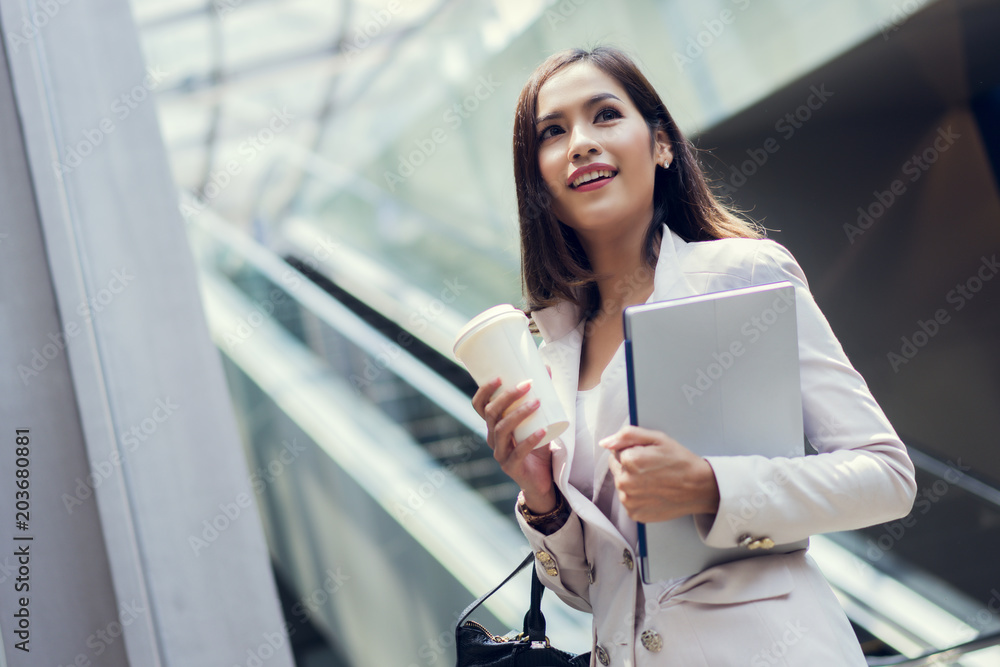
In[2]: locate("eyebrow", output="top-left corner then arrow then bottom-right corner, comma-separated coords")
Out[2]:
535,92 -> 624,126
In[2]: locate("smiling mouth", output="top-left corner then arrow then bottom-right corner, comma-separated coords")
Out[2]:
570,169 -> 618,189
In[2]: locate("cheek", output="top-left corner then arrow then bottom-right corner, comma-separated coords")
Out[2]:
537,155 -> 568,201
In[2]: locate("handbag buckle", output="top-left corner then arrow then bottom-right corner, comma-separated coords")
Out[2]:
517,633 -> 551,648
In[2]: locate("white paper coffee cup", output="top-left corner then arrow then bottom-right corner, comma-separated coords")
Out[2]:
453,304 -> 569,448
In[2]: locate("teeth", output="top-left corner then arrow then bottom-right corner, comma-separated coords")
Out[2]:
572,169 -> 615,188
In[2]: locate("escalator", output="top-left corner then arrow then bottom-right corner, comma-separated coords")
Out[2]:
188,208 -> 1000,666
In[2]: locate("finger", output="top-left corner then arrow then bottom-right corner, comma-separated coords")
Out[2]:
494,397 -> 541,451
505,426 -> 548,468
471,377 -> 502,419
616,446 -> 648,475
492,398 -> 540,460
607,452 -> 623,478
599,426 -> 666,452
483,379 -> 534,425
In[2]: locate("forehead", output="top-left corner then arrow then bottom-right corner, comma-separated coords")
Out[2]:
536,62 -> 631,116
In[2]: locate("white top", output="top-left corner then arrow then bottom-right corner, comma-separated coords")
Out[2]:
570,339 -> 691,595
569,341 -> 637,550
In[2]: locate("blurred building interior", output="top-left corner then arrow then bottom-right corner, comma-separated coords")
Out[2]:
2,0 -> 999,665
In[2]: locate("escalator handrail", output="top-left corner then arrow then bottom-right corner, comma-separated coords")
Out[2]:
189,207 -> 487,440
866,630 -> 1000,666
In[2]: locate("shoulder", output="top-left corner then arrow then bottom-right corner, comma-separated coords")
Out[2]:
680,236 -> 808,289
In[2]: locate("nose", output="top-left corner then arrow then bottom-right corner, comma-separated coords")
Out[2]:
568,124 -> 601,160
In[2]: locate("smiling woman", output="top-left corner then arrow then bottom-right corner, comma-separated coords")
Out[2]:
470,45 -> 917,666
512,47 -> 763,327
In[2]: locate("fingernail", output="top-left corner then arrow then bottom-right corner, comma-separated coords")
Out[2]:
516,379 -> 532,391
534,428 -> 546,438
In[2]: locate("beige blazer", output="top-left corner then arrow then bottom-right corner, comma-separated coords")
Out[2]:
516,224 -> 917,666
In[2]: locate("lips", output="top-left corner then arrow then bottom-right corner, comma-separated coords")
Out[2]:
567,163 -> 618,189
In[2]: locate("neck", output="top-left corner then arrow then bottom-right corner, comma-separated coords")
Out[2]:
576,220 -> 658,319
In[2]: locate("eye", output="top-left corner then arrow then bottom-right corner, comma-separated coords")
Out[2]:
538,124 -> 562,141
596,107 -> 622,122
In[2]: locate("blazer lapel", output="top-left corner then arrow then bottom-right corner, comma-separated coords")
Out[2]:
536,319 -> 584,489
528,224 -> 702,542
589,225 -> 701,490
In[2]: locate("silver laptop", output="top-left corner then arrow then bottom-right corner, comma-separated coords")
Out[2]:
622,281 -> 808,583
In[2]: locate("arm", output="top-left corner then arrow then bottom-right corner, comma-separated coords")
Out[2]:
693,240 -> 917,547
470,370 -> 593,612
514,491 -> 593,613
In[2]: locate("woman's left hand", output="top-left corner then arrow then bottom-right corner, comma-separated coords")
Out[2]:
600,425 -> 721,523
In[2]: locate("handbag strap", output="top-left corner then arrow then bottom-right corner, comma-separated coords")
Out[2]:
523,564 -> 547,641
456,552 -> 548,642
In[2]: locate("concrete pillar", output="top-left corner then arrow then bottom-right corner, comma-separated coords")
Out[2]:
0,1 -> 294,665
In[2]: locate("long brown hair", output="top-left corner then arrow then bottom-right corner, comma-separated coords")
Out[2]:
514,45 -> 763,323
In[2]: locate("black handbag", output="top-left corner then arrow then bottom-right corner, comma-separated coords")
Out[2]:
455,553 -> 591,666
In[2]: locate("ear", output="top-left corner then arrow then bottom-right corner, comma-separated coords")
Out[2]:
654,128 -> 673,168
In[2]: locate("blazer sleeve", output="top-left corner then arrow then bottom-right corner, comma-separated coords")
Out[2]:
693,240 -> 917,548
515,504 -> 594,613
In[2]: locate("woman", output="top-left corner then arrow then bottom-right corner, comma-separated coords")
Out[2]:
471,45 -> 916,666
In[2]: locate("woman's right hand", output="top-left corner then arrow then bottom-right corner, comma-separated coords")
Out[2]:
471,377 -> 558,513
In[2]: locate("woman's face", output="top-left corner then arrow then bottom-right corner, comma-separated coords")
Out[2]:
535,61 -> 671,242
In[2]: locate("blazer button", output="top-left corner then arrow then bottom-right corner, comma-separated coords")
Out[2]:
587,562 -> 596,585
623,549 -> 634,571
536,550 -> 554,565
596,645 -> 610,665
747,537 -> 775,550
640,629 -> 663,652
